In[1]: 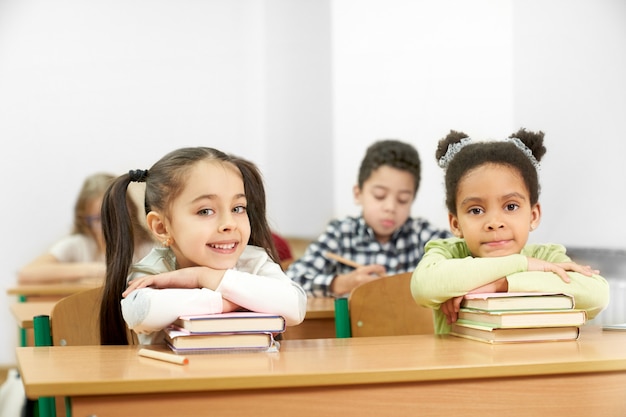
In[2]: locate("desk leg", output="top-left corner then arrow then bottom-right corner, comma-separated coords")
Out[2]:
334,298 -> 351,338
64,397 -> 71,417
18,295 -> 27,347
33,315 -> 57,417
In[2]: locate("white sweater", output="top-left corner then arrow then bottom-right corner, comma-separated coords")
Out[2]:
121,245 -> 307,344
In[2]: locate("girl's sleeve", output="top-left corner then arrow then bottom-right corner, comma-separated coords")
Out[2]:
122,248 -> 225,334
217,260 -> 307,326
507,244 -> 610,319
411,239 -> 528,309
121,288 -> 224,334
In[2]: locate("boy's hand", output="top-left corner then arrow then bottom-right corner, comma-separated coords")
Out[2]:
330,264 -> 387,296
526,258 -> 599,283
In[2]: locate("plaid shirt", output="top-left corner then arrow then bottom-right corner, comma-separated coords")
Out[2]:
285,215 -> 452,297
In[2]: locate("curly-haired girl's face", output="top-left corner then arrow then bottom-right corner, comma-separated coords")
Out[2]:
448,163 -> 541,258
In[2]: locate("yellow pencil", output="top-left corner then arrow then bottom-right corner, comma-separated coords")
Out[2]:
324,252 -> 363,269
138,348 -> 189,365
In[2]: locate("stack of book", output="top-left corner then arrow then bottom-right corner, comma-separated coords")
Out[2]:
164,311 -> 286,354
449,292 -> 587,344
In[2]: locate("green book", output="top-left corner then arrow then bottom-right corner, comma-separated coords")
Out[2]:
457,308 -> 586,329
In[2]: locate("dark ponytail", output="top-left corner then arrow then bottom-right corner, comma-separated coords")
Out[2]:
99,173 -> 137,345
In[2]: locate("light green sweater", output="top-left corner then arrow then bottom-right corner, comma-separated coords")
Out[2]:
411,238 -> 610,334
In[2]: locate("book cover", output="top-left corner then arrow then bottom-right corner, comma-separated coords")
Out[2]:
173,311 -> 286,334
164,327 -> 277,353
460,292 -> 575,311
457,308 -> 587,329
449,322 -> 580,344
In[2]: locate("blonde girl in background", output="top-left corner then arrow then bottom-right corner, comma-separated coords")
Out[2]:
17,172 -> 154,284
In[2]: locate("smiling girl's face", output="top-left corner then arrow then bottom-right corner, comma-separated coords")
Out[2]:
157,160 -> 251,269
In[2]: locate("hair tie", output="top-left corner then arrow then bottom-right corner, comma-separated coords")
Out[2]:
438,137 -> 472,170
129,169 -> 149,182
438,136 -> 540,171
505,137 -> 541,171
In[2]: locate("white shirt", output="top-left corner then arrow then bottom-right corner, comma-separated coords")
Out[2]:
49,234 -> 102,262
49,234 -> 154,263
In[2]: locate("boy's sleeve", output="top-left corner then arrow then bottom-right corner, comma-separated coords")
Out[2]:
285,223 -> 342,297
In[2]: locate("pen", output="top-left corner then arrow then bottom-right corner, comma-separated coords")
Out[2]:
138,348 -> 189,365
324,252 -> 363,269
325,252 -> 386,277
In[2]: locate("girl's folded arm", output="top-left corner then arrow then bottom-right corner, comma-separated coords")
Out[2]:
121,287 -> 224,333
411,247 -> 527,308
507,271 -> 610,319
218,269 -> 307,326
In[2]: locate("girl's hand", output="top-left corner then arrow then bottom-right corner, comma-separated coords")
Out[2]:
330,264 -> 387,296
441,295 -> 464,324
526,258 -> 599,283
467,278 -> 509,295
221,298 -> 241,313
122,267 -> 226,298
442,278 -> 508,324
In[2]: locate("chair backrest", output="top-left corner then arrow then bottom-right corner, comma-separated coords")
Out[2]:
50,286 -> 103,346
37,286 -> 136,417
50,286 -> 139,346
348,272 -> 434,337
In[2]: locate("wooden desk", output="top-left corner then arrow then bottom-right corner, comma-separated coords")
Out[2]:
17,326 -> 626,417
10,301 -> 56,347
7,280 -> 101,301
283,296 -> 335,340
8,281 -> 100,347
10,302 -> 56,329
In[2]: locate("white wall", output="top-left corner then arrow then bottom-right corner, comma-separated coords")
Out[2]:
511,0 -> 626,248
1,0 -> 624,366
0,0 -> 271,365
331,0 -> 515,231
262,0 -> 334,237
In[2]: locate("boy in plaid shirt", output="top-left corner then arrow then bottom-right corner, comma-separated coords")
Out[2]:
286,139 -> 451,297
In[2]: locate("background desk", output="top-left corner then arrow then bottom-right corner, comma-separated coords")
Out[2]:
16,326 -> 626,417
10,302 -> 55,330
7,281 -> 99,346
9,301 -> 56,347
283,296 -> 335,340
7,280 -> 101,302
